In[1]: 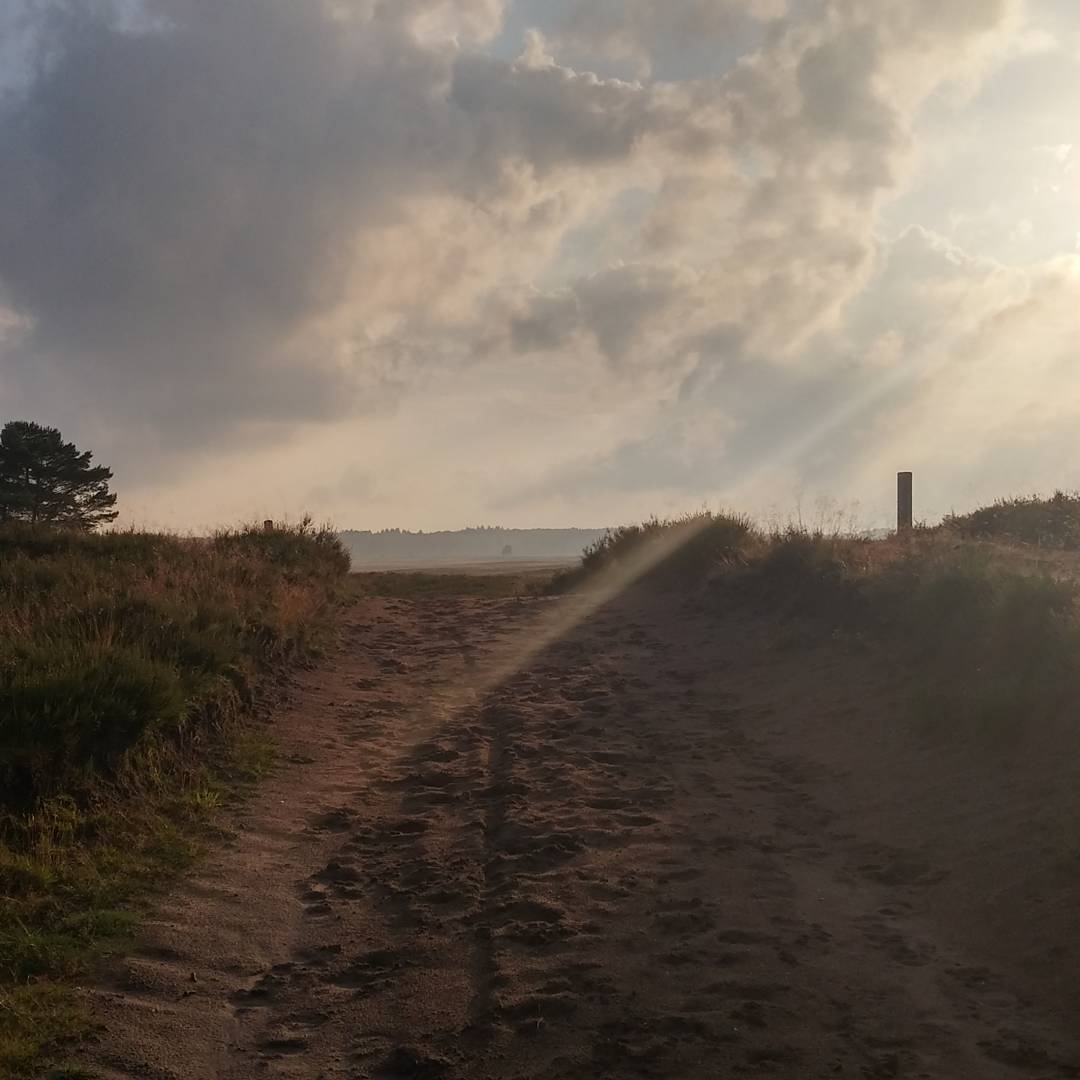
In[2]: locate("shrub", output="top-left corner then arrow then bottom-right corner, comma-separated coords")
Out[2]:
212,516 -> 351,578
0,520 -> 349,812
873,549 -> 1080,731
944,491 -> 1080,549
734,528 -> 870,618
573,512 -> 758,584
0,648 -> 186,811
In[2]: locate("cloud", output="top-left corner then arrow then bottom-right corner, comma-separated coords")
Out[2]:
751,225 -> 1080,520
0,0 -> 731,471
2,2 -> 460,451
0,0 -> 1050,530
553,0 -> 787,75
494,214 -> 1080,528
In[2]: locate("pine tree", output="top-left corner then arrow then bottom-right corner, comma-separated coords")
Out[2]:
0,421 -> 119,529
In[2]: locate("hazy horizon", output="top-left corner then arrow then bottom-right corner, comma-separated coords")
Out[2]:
3,0 -> 1079,533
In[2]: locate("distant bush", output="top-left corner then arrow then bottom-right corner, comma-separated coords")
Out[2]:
731,527 -> 871,619
213,515 -> 351,579
551,512 -> 758,592
944,491 -> 1080,549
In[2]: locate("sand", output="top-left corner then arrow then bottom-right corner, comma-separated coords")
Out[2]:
77,584 -> 1080,1078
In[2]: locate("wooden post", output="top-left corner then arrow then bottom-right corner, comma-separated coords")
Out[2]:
263,519 -> 274,533
897,472 -> 913,534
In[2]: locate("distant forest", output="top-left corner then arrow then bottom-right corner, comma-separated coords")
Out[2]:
339,526 -> 609,564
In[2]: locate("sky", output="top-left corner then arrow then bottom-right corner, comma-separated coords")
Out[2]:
1,0 -> 1079,532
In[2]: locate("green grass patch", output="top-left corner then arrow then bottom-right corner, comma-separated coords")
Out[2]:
0,984 -> 89,1078
352,571 -> 545,599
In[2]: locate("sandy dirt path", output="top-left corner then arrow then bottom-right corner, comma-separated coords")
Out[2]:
80,586 -> 1080,1079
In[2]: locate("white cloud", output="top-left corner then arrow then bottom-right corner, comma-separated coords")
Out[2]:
2,0 -> 1073,531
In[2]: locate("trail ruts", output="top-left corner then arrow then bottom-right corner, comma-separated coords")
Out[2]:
80,586 -> 1080,1079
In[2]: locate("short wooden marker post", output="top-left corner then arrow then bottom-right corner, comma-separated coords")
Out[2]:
263,519 -> 274,533
897,472 -> 913,534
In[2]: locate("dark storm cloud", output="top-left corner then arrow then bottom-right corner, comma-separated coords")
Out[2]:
1,1 -> 443,445
0,0 -> 720,468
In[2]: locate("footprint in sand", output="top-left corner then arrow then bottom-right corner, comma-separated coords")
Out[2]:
308,806 -> 355,833
326,948 -> 414,992
375,1046 -> 450,1079
314,859 -> 362,885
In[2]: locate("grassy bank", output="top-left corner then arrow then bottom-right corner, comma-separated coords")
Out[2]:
0,520 -> 349,1076
944,490 -> 1080,549
560,504 -> 1080,740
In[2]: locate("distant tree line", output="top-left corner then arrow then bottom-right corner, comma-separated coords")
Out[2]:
339,527 -> 609,564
